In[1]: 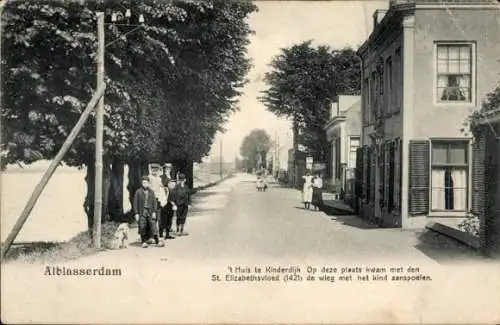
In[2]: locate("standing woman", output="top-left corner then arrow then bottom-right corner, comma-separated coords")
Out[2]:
302,170 -> 314,210
312,172 -> 324,211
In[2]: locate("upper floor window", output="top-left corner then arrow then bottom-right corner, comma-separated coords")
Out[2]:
436,43 -> 474,103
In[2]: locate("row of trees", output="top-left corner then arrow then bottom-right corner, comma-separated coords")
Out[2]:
260,41 -> 361,162
1,0 -> 257,229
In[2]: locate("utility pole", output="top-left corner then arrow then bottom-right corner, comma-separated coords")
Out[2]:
93,12 -> 105,249
219,139 -> 223,179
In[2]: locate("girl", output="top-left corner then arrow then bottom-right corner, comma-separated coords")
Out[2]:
312,172 -> 324,211
302,171 -> 314,210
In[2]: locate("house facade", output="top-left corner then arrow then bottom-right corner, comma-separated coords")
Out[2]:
355,0 -> 500,228
324,95 -> 361,205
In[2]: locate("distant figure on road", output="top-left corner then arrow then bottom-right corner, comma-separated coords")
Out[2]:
312,172 -> 324,211
172,173 -> 191,236
302,170 -> 313,210
256,176 -> 267,192
133,176 -> 161,248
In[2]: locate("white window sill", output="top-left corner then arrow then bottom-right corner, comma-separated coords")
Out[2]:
428,211 -> 468,218
433,102 -> 475,108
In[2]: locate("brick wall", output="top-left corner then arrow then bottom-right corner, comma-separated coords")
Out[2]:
484,123 -> 500,257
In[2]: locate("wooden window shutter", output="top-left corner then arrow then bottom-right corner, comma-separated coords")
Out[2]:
388,141 -> 395,212
355,147 -> 364,199
363,146 -> 370,202
471,135 -> 486,217
409,140 -> 430,215
380,143 -> 386,209
394,138 -> 402,210
369,147 -> 376,204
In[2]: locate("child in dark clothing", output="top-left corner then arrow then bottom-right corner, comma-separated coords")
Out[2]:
133,176 -> 161,248
171,173 -> 191,236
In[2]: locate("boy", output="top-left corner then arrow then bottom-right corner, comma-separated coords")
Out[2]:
171,173 -> 191,236
159,180 -> 177,239
133,176 -> 161,248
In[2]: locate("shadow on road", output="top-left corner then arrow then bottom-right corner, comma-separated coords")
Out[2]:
329,215 -> 380,230
413,229 -> 485,263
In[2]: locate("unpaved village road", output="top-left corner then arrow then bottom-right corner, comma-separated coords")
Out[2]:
2,174 -> 500,324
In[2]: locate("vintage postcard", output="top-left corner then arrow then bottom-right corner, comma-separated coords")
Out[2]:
1,0 -> 500,323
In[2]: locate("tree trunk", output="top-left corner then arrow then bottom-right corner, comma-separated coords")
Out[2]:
172,158 -> 193,189
83,162 -> 95,238
186,158 -> 194,189
127,161 -> 141,211
108,158 -> 124,222
102,157 -> 111,223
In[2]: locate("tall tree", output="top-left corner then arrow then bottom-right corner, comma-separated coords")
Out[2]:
260,42 -> 361,161
1,0 -> 257,229
239,129 -> 272,171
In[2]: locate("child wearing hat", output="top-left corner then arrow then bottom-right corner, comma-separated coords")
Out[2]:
133,176 -> 162,247
159,179 -> 177,239
171,173 -> 191,236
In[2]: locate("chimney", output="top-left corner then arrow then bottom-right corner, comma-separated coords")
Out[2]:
330,102 -> 339,119
372,9 -> 388,29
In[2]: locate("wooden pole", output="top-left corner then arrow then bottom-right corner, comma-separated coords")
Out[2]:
0,87 -> 106,260
93,12 -> 105,249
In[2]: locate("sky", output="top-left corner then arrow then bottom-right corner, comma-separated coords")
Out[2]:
206,0 -> 388,163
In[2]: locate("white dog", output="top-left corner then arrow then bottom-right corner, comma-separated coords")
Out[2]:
110,223 -> 129,249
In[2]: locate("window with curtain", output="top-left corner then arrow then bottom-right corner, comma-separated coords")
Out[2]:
431,141 -> 469,211
436,43 -> 473,103
349,137 -> 360,168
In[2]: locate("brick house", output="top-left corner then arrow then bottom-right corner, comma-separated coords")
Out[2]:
472,108 -> 500,257
355,0 -> 500,228
324,95 -> 361,206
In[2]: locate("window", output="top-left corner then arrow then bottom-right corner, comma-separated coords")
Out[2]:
431,141 -> 469,211
363,78 -> 370,125
394,47 -> 402,112
386,57 -> 393,114
436,43 -> 473,103
371,72 -> 377,118
348,137 -> 360,168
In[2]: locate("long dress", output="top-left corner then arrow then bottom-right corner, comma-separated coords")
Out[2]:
312,177 -> 324,207
302,175 -> 314,203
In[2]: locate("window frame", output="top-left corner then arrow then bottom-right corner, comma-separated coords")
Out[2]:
429,139 -> 471,214
385,57 -> 393,115
394,47 -> 402,113
433,41 -> 476,107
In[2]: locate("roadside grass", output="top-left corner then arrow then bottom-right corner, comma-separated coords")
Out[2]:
3,174 -> 234,264
3,222 -> 121,265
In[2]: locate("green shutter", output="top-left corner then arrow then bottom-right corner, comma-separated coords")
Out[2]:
471,135 -> 486,217
409,140 -> 430,215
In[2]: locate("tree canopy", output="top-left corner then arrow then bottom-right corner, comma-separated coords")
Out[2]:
1,0 -> 257,168
260,41 -> 361,160
239,129 -> 271,170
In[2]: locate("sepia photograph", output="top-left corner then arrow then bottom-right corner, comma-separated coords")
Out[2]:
1,0 -> 500,323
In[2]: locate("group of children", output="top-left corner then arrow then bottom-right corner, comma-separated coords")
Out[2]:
133,163 -> 191,248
